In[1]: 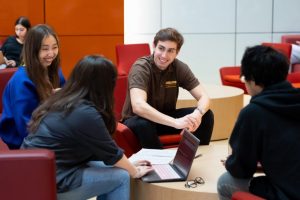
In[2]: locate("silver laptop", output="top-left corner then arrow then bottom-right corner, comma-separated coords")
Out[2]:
141,129 -> 199,183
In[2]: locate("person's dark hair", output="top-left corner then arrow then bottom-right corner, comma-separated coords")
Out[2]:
28,55 -> 117,135
153,28 -> 184,52
22,24 -> 61,101
241,45 -> 289,87
15,16 -> 31,31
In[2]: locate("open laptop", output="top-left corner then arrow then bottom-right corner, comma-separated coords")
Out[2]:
141,129 -> 200,183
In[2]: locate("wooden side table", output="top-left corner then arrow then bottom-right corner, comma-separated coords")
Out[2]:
130,141 -> 228,200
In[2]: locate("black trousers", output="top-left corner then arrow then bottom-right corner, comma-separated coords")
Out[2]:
122,108 -> 214,149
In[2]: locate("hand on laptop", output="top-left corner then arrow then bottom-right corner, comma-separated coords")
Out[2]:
133,166 -> 153,178
133,160 -> 152,167
133,160 -> 153,178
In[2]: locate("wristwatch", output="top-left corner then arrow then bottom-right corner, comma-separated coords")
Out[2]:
195,107 -> 204,115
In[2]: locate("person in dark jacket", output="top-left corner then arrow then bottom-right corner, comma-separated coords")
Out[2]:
217,45 -> 300,200
22,55 -> 152,200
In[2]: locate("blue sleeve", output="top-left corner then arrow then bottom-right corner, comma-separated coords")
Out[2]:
58,68 -> 66,86
8,75 -> 39,139
12,68 -> 65,137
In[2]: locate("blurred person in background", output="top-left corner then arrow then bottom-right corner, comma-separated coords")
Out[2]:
0,16 -> 31,67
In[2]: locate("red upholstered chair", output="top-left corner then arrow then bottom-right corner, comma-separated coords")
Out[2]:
262,42 -> 300,87
115,43 -> 151,76
113,75 -> 142,157
262,42 -> 300,86
113,122 -> 141,157
0,68 -> 17,113
261,42 -> 300,71
292,64 -> 300,73
0,38 -> 6,48
287,72 -> 300,88
219,44 -> 300,92
0,138 -> 9,150
114,75 -> 128,121
219,66 -> 247,93
261,42 -> 292,59
0,138 -> 57,200
281,34 -> 300,45
219,65 -> 300,91
232,191 -> 265,200
281,35 -> 300,72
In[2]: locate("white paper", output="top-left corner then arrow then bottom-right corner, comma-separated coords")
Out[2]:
129,148 -> 177,164
0,64 -> 7,69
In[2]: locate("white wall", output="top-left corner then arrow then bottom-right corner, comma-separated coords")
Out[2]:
125,0 -> 300,84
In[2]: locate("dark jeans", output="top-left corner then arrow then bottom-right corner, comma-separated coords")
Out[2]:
122,108 -> 214,149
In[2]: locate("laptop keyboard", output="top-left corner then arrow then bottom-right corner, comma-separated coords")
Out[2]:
153,164 -> 180,179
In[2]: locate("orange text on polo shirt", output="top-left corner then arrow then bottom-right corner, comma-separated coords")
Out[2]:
164,81 -> 177,88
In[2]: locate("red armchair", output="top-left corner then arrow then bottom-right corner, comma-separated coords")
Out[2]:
232,191 -> 265,200
0,68 -> 17,113
220,43 -> 300,91
261,42 -> 292,59
115,43 -> 151,76
219,66 -> 247,93
0,138 -> 9,150
287,72 -> 300,88
114,75 -> 128,121
220,65 -> 300,90
113,75 -> 141,157
0,38 -> 6,48
261,42 -> 300,87
113,122 -> 141,157
281,35 -> 300,72
0,138 -> 57,200
281,34 -> 300,45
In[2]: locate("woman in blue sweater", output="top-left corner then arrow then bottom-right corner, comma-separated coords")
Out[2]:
0,24 -> 65,149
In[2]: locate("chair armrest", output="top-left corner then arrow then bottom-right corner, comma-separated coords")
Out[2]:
0,149 -> 57,200
232,191 -> 265,200
0,138 -> 9,150
113,122 -> 141,157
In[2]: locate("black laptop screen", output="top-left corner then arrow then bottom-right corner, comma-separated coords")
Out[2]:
173,129 -> 199,176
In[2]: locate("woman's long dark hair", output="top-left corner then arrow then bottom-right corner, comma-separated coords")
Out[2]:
15,16 -> 31,31
28,55 -> 117,135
